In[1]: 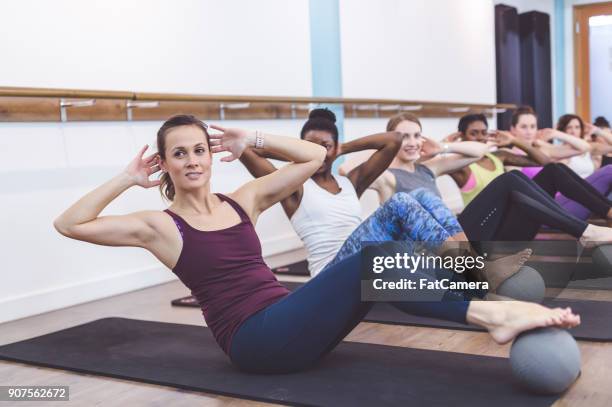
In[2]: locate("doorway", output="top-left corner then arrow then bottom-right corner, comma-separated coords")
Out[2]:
574,2 -> 612,121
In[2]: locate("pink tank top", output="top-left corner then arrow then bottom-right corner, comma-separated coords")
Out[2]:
165,194 -> 290,354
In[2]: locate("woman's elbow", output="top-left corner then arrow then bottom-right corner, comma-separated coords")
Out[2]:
389,131 -> 403,149
539,155 -> 552,165
473,144 -> 488,158
53,218 -> 74,238
314,145 -> 327,164
572,146 -> 590,156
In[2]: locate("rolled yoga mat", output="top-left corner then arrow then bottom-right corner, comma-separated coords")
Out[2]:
0,318 -> 560,406
271,260 -> 309,276
171,281 -> 612,341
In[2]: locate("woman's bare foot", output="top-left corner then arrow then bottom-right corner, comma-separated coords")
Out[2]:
467,301 -> 580,344
437,237 -> 468,255
579,224 -> 612,248
451,232 -> 469,241
481,249 -> 533,291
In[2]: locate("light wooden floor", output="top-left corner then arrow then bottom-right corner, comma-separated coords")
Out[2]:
2,259 -> 612,406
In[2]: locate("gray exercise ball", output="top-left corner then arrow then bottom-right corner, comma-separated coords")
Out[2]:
496,266 -> 546,303
510,327 -> 581,394
591,245 -> 612,276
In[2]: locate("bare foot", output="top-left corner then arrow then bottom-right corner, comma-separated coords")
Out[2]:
579,224 -> 612,248
481,249 -> 533,291
467,301 -> 580,344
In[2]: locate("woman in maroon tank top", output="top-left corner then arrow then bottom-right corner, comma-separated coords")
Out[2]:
54,115 -> 580,374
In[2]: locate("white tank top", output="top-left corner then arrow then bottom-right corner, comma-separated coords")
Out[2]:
567,152 -> 594,178
290,176 -> 363,276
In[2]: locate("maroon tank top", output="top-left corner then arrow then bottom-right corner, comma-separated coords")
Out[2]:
165,193 -> 290,354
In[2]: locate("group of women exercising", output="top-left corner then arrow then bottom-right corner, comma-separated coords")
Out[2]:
54,106 -> 612,373
340,108 -> 612,255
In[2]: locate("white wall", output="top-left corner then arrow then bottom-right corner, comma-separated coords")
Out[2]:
0,0 -> 312,324
0,0 -> 312,95
339,0 -> 497,104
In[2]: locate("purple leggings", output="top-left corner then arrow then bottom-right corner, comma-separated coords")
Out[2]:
556,165 -> 612,219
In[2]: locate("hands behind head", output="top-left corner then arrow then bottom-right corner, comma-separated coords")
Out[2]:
335,143 -> 343,157
492,130 -> 515,148
442,132 -> 462,143
585,122 -> 595,135
536,128 -> 555,142
585,122 -> 603,139
125,145 -> 162,188
420,136 -> 442,157
208,125 -> 253,162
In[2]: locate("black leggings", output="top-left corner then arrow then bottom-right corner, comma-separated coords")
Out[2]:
533,163 -> 611,218
458,171 -> 588,243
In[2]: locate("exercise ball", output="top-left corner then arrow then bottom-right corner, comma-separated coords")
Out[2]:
591,245 -> 612,276
496,266 -> 545,303
510,328 -> 581,394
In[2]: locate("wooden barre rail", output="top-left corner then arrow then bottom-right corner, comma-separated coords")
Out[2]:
0,86 -> 516,122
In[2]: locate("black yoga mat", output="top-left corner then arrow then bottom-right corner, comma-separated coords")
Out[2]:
0,318 -> 559,406
171,281 -> 612,342
272,260 -> 309,276
565,277 -> 612,290
530,260 -> 612,289
364,299 -> 612,342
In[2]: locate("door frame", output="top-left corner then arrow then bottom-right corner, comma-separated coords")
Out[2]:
574,1 -> 612,120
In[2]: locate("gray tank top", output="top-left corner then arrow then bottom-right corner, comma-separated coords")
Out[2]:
388,165 -> 441,197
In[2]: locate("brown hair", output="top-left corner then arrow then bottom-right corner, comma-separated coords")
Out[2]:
386,113 -> 422,132
556,114 -> 585,138
156,115 -> 210,201
511,105 -> 537,127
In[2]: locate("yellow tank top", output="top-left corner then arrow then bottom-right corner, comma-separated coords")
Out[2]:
460,153 -> 504,206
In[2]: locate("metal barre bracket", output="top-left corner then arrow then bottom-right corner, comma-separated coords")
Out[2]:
59,99 -> 96,122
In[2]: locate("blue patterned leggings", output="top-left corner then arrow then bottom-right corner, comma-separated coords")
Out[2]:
326,189 -> 464,270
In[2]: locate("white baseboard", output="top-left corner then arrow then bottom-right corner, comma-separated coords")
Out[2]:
0,265 -> 176,324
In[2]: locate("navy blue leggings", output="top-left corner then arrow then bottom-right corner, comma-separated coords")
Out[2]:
229,245 -> 471,373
